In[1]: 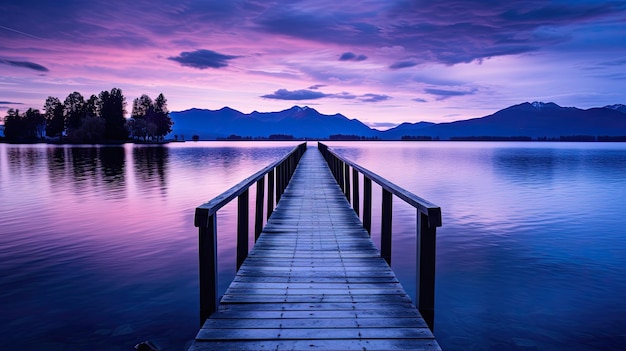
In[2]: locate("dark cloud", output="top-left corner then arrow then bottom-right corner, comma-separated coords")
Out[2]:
389,60 -> 418,70
0,59 -> 49,72
0,101 -> 23,105
257,8 -> 381,46
424,88 -> 478,100
253,1 -> 625,65
599,58 -> 626,67
413,98 -> 428,103
261,89 -> 328,100
308,84 -> 327,90
168,49 -> 239,69
3,0 -> 623,69
339,52 -> 367,61
360,94 -> 391,102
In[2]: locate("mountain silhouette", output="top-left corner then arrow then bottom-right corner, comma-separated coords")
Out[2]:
392,102 -> 626,139
170,106 -> 378,139
169,102 -> 626,140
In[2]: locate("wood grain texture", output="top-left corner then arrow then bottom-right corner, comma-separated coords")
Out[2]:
188,147 -> 441,351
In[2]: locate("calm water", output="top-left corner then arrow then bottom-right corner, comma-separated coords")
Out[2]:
1,141 -> 625,350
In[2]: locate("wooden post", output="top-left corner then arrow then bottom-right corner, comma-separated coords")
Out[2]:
286,156 -> 292,182
352,169 -> 359,216
344,163 -> 350,201
417,211 -> 437,332
198,213 -> 217,326
237,189 -> 249,270
363,176 -> 372,234
276,163 -> 283,202
255,177 -> 265,241
267,170 -> 275,219
338,160 -> 345,193
281,163 -> 286,200
381,189 -> 393,265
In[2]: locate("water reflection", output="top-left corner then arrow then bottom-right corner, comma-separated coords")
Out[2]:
47,147 -> 67,182
3,141 -> 626,351
99,147 -> 125,189
5,146 -> 46,177
133,146 -> 168,197
0,141 -> 299,350
328,141 -> 626,351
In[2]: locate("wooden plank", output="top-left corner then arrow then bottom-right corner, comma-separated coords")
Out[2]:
222,288 -> 406,295
219,294 -> 412,304
217,302 -> 419,312
196,327 -> 434,340
207,309 -> 423,319
200,317 -> 428,329
226,282 -> 404,290
231,276 -> 400,283
189,339 -> 441,351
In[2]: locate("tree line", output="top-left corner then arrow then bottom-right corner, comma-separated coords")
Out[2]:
2,89 -> 173,143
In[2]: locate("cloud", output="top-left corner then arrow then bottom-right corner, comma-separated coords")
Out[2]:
389,60 -> 418,70
339,52 -> 367,61
0,59 -> 49,72
424,88 -> 478,100
308,84 -> 327,90
360,94 -> 391,102
413,98 -> 428,103
261,89 -> 328,100
599,58 -> 626,67
0,101 -> 23,105
368,121 -> 399,129
261,89 -> 390,103
168,49 -> 239,69
253,1 -> 624,66
332,92 -> 358,100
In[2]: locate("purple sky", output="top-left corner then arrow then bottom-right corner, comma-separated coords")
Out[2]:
1,0 -> 625,127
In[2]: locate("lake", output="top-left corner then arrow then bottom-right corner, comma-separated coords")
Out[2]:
1,141 -> 625,350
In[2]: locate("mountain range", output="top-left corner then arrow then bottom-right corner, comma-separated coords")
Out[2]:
169,102 -> 626,140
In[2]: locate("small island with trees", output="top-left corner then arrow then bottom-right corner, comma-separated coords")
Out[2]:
1,88 -> 173,144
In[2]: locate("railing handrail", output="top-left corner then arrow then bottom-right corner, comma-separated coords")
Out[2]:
318,143 -> 442,227
194,142 -> 307,326
317,142 -> 441,332
195,143 -> 306,222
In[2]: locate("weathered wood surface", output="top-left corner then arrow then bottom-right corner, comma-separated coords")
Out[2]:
188,147 -> 441,351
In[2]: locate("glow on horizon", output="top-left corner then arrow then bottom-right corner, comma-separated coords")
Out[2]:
1,0 -> 625,128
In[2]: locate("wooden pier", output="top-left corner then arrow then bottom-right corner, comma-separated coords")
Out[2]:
189,143 -> 442,351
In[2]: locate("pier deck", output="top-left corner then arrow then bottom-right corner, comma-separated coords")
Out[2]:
188,147 -> 441,351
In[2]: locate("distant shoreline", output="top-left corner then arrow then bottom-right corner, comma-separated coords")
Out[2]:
3,137 -> 626,144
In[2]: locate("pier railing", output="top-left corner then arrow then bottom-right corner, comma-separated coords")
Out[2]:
194,142 -> 307,324
318,142 -> 442,330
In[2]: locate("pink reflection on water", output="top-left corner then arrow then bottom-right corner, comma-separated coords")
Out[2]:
0,141 -> 298,349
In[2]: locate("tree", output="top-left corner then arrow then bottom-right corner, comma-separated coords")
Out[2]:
127,114 -> 149,141
150,93 -> 173,141
64,91 -> 86,130
44,96 -> 64,138
128,93 -> 172,141
23,108 -> 45,139
99,88 -> 128,140
129,94 -> 155,141
67,115 -> 105,143
131,94 -> 153,119
85,94 -> 99,118
2,108 -> 44,141
3,109 -> 23,140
